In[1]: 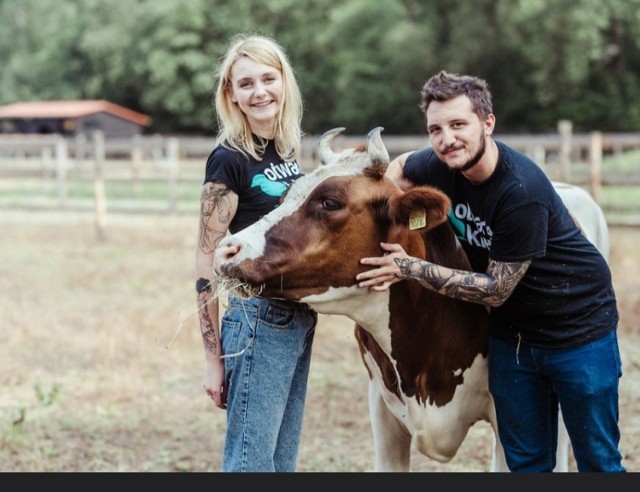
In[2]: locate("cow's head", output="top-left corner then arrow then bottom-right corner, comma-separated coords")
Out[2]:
214,127 -> 452,312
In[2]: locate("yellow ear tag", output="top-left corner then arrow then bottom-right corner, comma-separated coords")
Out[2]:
409,209 -> 427,230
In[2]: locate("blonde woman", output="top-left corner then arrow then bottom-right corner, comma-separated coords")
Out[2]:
195,34 -> 317,472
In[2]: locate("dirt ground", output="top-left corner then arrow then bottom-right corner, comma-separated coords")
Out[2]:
0,209 -> 638,472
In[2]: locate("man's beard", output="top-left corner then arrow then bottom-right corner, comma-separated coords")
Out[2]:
459,132 -> 486,172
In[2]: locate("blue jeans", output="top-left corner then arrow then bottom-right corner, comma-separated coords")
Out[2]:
220,295 -> 317,472
488,330 -> 625,472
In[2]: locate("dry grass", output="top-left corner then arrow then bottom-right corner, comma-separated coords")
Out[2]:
0,209 -> 638,472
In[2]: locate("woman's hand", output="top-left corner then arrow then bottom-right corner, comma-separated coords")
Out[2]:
203,356 -> 227,409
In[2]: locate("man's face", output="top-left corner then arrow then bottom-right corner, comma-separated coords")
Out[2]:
426,95 -> 490,173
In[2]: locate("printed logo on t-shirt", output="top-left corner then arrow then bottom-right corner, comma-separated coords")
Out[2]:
251,160 -> 302,197
448,203 -> 493,250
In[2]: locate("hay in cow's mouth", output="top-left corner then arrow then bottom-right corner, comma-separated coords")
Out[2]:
213,275 -> 263,300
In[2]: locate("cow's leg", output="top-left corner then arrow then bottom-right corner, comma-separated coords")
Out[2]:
489,431 -> 509,471
488,405 -> 509,472
554,411 -> 571,472
368,382 -> 411,472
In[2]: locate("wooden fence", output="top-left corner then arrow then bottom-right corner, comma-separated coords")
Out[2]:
1,122 -> 640,232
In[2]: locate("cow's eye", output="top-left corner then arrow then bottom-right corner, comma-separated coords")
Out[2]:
322,198 -> 341,210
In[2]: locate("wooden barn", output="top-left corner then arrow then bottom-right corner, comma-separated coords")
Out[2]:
0,100 -> 152,138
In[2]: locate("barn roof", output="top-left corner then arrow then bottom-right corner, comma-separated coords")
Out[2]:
0,100 -> 152,127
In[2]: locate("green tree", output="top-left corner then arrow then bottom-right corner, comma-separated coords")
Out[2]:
501,0 -> 640,131
1,0 -> 639,134
0,0 -> 90,101
314,0 -> 435,134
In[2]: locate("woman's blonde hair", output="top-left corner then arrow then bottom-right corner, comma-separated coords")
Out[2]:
213,33 -> 303,161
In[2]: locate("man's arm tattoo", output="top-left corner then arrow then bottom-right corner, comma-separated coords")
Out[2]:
199,183 -> 232,254
395,257 -> 530,307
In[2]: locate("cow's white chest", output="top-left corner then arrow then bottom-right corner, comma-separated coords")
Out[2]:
302,287 -> 393,353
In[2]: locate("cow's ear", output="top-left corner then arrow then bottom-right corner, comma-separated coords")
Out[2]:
391,186 -> 451,232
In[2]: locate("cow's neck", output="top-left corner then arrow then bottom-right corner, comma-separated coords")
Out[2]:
303,286 -> 393,354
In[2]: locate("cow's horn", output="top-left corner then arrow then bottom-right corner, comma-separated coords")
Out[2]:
367,127 -> 390,171
318,127 -> 345,165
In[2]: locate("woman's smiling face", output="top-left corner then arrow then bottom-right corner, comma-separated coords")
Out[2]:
229,56 -> 283,135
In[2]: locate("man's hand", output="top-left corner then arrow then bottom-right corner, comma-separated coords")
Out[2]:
356,242 -> 408,291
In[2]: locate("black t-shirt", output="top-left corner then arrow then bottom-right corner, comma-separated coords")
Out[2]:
403,141 -> 618,348
203,139 -> 304,233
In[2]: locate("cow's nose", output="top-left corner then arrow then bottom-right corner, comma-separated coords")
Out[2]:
213,242 -> 242,274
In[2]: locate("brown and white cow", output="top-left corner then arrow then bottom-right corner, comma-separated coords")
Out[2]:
214,127 -> 605,472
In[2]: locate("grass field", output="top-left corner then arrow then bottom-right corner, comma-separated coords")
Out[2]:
0,209 -> 638,472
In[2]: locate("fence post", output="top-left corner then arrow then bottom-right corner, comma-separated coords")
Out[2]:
93,131 -> 107,241
167,137 -> 180,213
131,135 -> 143,198
41,146 -> 54,193
589,131 -> 603,203
55,136 -> 68,208
532,145 -> 546,172
75,133 -> 88,162
557,120 -> 572,182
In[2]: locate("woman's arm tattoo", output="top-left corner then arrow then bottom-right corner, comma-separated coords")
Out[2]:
395,257 -> 530,307
196,278 -> 219,355
199,182 -> 233,254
